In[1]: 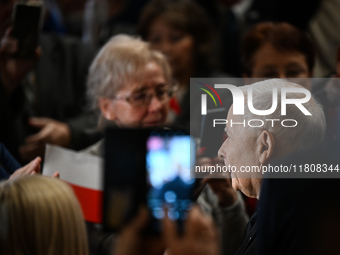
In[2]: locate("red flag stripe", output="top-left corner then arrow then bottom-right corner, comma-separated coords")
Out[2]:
69,183 -> 103,223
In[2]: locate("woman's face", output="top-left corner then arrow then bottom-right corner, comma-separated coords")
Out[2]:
147,17 -> 194,80
250,42 -> 311,79
99,62 -> 169,128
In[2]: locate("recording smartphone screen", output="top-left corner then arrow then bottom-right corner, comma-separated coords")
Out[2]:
146,131 -> 196,232
12,2 -> 42,59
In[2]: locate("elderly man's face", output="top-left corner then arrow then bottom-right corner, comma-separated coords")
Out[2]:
218,106 -> 260,198
101,62 -> 169,128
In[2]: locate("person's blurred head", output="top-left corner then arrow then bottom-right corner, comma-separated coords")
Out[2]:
87,34 -> 172,129
137,0 -> 213,82
218,79 -> 326,198
242,22 -> 315,81
0,175 -> 89,255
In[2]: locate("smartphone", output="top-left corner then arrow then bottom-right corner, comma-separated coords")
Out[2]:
11,2 -> 43,59
103,128 -> 148,232
146,130 -> 197,233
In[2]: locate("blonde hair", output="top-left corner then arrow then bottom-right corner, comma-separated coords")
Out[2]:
87,34 -> 172,127
0,176 -> 89,255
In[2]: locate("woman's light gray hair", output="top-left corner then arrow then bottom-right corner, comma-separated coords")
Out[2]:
87,34 -> 172,112
239,79 -> 326,152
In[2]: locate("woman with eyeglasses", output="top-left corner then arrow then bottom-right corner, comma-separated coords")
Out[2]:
83,34 -> 175,158
87,34 -> 173,132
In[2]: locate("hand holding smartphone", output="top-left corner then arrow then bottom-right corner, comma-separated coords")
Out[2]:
103,128 -> 197,234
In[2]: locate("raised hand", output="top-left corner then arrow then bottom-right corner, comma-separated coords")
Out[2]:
9,156 -> 41,179
163,206 -> 219,255
19,117 -> 71,161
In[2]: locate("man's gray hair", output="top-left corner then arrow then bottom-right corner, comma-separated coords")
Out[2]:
87,34 -> 171,113
239,79 -> 326,152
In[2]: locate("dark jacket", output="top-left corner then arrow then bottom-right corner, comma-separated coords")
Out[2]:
0,143 -> 21,180
233,210 -> 258,255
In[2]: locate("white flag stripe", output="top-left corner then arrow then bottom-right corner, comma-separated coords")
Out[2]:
43,144 -> 103,190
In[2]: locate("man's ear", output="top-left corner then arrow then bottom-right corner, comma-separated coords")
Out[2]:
257,130 -> 275,164
98,97 -> 116,121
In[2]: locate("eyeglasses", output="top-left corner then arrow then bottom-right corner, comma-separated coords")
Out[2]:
113,82 -> 178,107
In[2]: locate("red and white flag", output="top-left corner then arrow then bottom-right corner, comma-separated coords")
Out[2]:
43,144 -> 103,223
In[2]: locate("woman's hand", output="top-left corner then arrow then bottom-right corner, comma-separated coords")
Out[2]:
9,156 -> 41,179
113,207 -> 165,255
163,206 -> 219,255
197,155 -> 238,207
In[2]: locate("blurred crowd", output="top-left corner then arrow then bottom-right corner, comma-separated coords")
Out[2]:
1,0 -> 340,255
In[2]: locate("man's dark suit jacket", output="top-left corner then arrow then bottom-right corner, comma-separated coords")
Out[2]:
258,139 -> 340,255
233,209 -> 258,255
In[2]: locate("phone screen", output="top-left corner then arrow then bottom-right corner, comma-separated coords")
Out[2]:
146,131 -> 196,232
12,3 -> 42,58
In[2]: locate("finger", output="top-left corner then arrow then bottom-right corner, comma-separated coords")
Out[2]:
163,209 -> 178,246
128,207 -> 149,232
33,157 -> 42,173
52,171 -> 60,178
25,157 -> 41,174
15,157 -> 40,176
199,215 -> 217,241
36,160 -> 41,174
21,158 -> 36,174
30,171 -> 37,175
25,123 -> 53,143
25,131 -> 47,144
186,206 -> 210,236
19,142 -> 40,153
28,117 -> 51,129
